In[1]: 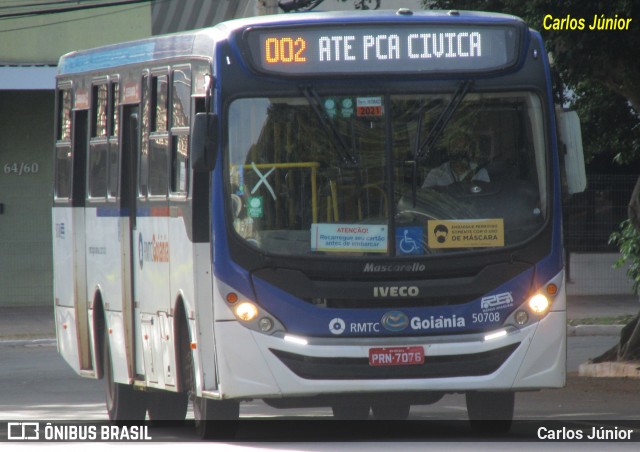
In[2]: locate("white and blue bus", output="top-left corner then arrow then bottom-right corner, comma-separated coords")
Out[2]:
53,9 -> 586,436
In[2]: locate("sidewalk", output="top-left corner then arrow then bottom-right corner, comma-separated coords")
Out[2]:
0,306 -> 55,341
566,294 -> 638,337
0,294 -> 638,341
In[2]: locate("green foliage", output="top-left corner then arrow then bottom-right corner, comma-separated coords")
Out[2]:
335,0 -> 380,9
424,1 -> 640,168
569,82 -> 640,165
610,220 -> 640,295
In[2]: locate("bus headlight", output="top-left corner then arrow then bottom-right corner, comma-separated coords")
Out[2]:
528,293 -> 550,315
259,317 -> 274,332
514,310 -> 529,325
234,302 -> 259,321
220,282 -> 286,335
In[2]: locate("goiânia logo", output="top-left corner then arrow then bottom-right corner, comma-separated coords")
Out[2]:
381,311 -> 409,332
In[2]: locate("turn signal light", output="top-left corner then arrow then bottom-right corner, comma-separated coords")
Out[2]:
546,283 -> 558,296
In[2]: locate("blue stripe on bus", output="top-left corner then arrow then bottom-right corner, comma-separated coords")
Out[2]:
58,34 -> 201,75
96,207 -> 127,217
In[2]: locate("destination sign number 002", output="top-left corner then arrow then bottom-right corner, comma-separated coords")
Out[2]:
249,25 -> 519,75
264,37 -> 307,63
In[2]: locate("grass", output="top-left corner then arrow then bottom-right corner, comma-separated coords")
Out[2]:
567,314 -> 635,327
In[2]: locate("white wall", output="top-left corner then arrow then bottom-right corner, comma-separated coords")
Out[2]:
567,253 -> 635,296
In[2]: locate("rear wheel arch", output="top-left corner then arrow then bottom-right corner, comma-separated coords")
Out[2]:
173,296 -> 193,393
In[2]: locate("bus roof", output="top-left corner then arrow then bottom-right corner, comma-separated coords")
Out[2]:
57,9 -> 526,76
57,28 -> 221,76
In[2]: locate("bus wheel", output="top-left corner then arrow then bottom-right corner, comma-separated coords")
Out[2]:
193,397 -> 240,439
103,330 -> 146,421
465,391 -> 514,435
331,404 -> 370,420
371,402 -> 411,420
180,326 -> 239,439
147,390 -> 188,422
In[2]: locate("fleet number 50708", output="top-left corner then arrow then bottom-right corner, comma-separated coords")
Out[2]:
472,312 -> 500,323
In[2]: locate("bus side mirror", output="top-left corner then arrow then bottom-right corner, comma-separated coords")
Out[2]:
191,112 -> 218,172
557,109 -> 586,194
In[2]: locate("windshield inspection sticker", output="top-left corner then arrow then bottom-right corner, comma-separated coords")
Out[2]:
356,96 -> 383,116
427,219 -> 504,248
311,223 -> 388,253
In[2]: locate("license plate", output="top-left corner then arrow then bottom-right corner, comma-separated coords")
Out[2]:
368,346 -> 424,367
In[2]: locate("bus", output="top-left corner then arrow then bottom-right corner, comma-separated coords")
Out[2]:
53,9 -> 586,436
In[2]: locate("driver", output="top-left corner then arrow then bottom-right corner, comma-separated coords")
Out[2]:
422,132 -> 490,188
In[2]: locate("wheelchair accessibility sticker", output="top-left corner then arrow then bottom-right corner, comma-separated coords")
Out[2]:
396,226 -> 423,255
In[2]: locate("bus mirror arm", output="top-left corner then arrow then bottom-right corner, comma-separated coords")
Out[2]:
191,112 -> 218,172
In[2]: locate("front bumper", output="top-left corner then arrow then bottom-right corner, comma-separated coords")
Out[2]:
210,308 -> 566,399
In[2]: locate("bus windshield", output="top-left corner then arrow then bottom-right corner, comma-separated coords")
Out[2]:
227,90 -> 547,257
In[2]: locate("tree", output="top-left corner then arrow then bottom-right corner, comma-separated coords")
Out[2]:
423,1 -> 640,112
599,220 -> 640,361
425,0 -> 640,361
334,0 -> 381,9
338,0 -> 640,360
570,82 -> 640,166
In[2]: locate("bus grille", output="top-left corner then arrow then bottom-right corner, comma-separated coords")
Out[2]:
270,343 -> 519,380
306,294 -> 480,309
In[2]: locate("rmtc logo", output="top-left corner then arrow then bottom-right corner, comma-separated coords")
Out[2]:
481,292 -> 513,310
138,232 -> 170,269
373,286 -> 419,297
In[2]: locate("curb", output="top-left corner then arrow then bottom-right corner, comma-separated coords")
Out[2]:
579,360 -> 640,378
0,337 -> 56,345
0,325 -> 625,341
567,324 -> 624,337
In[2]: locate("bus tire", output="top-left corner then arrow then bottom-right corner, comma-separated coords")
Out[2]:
193,397 -> 240,439
103,329 -> 146,421
465,391 -> 514,434
179,319 -> 239,439
147,390 -> 188,422
371,402 -> 411,420
331,404 -> 370,420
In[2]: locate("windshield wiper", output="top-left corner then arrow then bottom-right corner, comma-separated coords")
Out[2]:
415,79 -> 473,161
300,85 -> 359,168
407,80 -> 472,208
409,101 -> 426,207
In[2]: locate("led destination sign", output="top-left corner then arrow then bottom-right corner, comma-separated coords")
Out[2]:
246,24 -> 521,75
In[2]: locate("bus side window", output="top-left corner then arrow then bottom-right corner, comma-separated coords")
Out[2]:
171,135 -> 189,194
172,66 -> 190,128
107,80 -> 119,198
148,73 -> 169,197
171,66 -> 191,196
54,88 -> 72,200
89,83 -> 108,198
139,74 -> 149,198
152,74 -> 168,133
